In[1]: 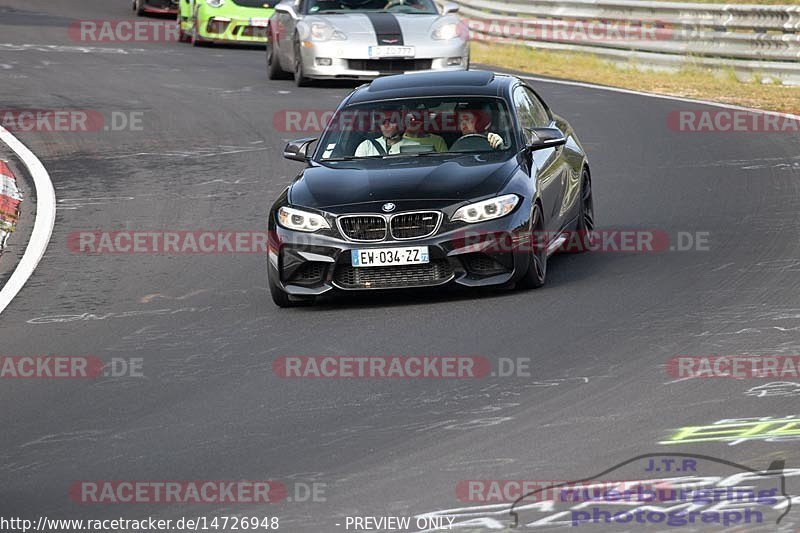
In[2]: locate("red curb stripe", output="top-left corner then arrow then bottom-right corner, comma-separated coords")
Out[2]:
0,160 -> 21,245
0,160 -> 14,178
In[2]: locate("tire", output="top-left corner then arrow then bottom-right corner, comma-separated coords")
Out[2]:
575,167 -> 596,252
177,10 -> 190,43
269,274 -> 315,308
190,11 -> 209,47
293,39 -> 311,87
133,0 -> 146,16
518,203 -> 547,289
191,25 -> 205,47
266,39 -> 288,80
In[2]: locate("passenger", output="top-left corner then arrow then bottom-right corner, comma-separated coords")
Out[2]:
354,112 -> 405,157
400,110 -> 448,152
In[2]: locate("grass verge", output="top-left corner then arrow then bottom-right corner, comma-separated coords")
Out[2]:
472,41 -> 798,114
651,0 -> 793,4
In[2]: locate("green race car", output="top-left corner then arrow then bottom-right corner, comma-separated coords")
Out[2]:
178,0 -> 278,46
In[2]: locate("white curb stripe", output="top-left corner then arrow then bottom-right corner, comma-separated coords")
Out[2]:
481,64 -> 799,120
512,70 -> 800,121
0,126 -> 56,316
0,174 -> 23,201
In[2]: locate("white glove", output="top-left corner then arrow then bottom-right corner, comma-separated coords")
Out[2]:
487,132 -> 503,149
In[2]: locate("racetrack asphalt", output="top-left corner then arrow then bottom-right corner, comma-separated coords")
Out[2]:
1,1 -> 799,531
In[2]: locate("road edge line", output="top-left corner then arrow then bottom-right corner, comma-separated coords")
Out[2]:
0,126 -> 56,316
480,64 -> 800,120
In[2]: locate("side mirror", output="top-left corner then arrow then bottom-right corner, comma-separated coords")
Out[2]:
274,2 -> 299,18
284,138 -> 317,162
526,127 -> 567,151
441,2 -> 460,14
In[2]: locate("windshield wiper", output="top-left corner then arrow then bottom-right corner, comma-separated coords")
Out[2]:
322,155 -> 384,161
323,153 -> 457,162
388,151 -> 456,158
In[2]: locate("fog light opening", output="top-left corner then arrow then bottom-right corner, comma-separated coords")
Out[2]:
315,57 -> 333,66
206,18 -> 231,34
447,57 -> 462,66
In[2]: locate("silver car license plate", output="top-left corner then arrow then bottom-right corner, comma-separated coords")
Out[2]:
368,46 -> 415,58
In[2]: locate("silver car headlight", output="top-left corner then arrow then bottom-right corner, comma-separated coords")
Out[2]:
298,21 -> 347,42
277,207 -> 331,232
431,21 -> 461,40
205,0 -> 224,7
452,195 -> 520,223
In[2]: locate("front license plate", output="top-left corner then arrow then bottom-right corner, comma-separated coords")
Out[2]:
368,45 -> 415,58
351,246 -> 429,267
250,18 -> 270,27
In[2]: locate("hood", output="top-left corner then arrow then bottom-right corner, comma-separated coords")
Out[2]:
209,1 -> 274,16
305,13 -> 452,42
289,154 -> 519,210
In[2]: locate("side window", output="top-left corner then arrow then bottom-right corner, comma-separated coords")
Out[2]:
514,86 -> 553,145
513,87 -> 535,132
524,88 -> 551,127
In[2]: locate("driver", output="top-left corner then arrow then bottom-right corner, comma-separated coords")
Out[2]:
457,109 -> 504,149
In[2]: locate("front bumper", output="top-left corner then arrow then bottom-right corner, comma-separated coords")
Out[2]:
268,209 -> 533,297
298,39 -> 468,80
196,19 -> 270,44
144,0 -> 178,14
195,7 -> 271,44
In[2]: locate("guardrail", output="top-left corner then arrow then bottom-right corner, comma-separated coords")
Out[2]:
454,0 -> 800,85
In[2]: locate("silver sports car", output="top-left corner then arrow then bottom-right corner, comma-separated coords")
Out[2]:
266,0 -> 469,86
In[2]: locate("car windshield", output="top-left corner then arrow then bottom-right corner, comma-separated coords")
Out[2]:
316,97 -> 517,161
305,0 -> 439,15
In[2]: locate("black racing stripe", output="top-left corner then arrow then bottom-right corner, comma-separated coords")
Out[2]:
365,13 -> 404,46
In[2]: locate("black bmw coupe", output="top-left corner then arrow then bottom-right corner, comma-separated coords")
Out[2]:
268,70 -> 594,307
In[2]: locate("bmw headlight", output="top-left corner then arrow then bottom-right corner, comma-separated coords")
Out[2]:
452,195 -> 519,223
298,21 -> 346,41
432,21 -> 461,40
205,0 -> 225,7
278,207 -> 331,232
